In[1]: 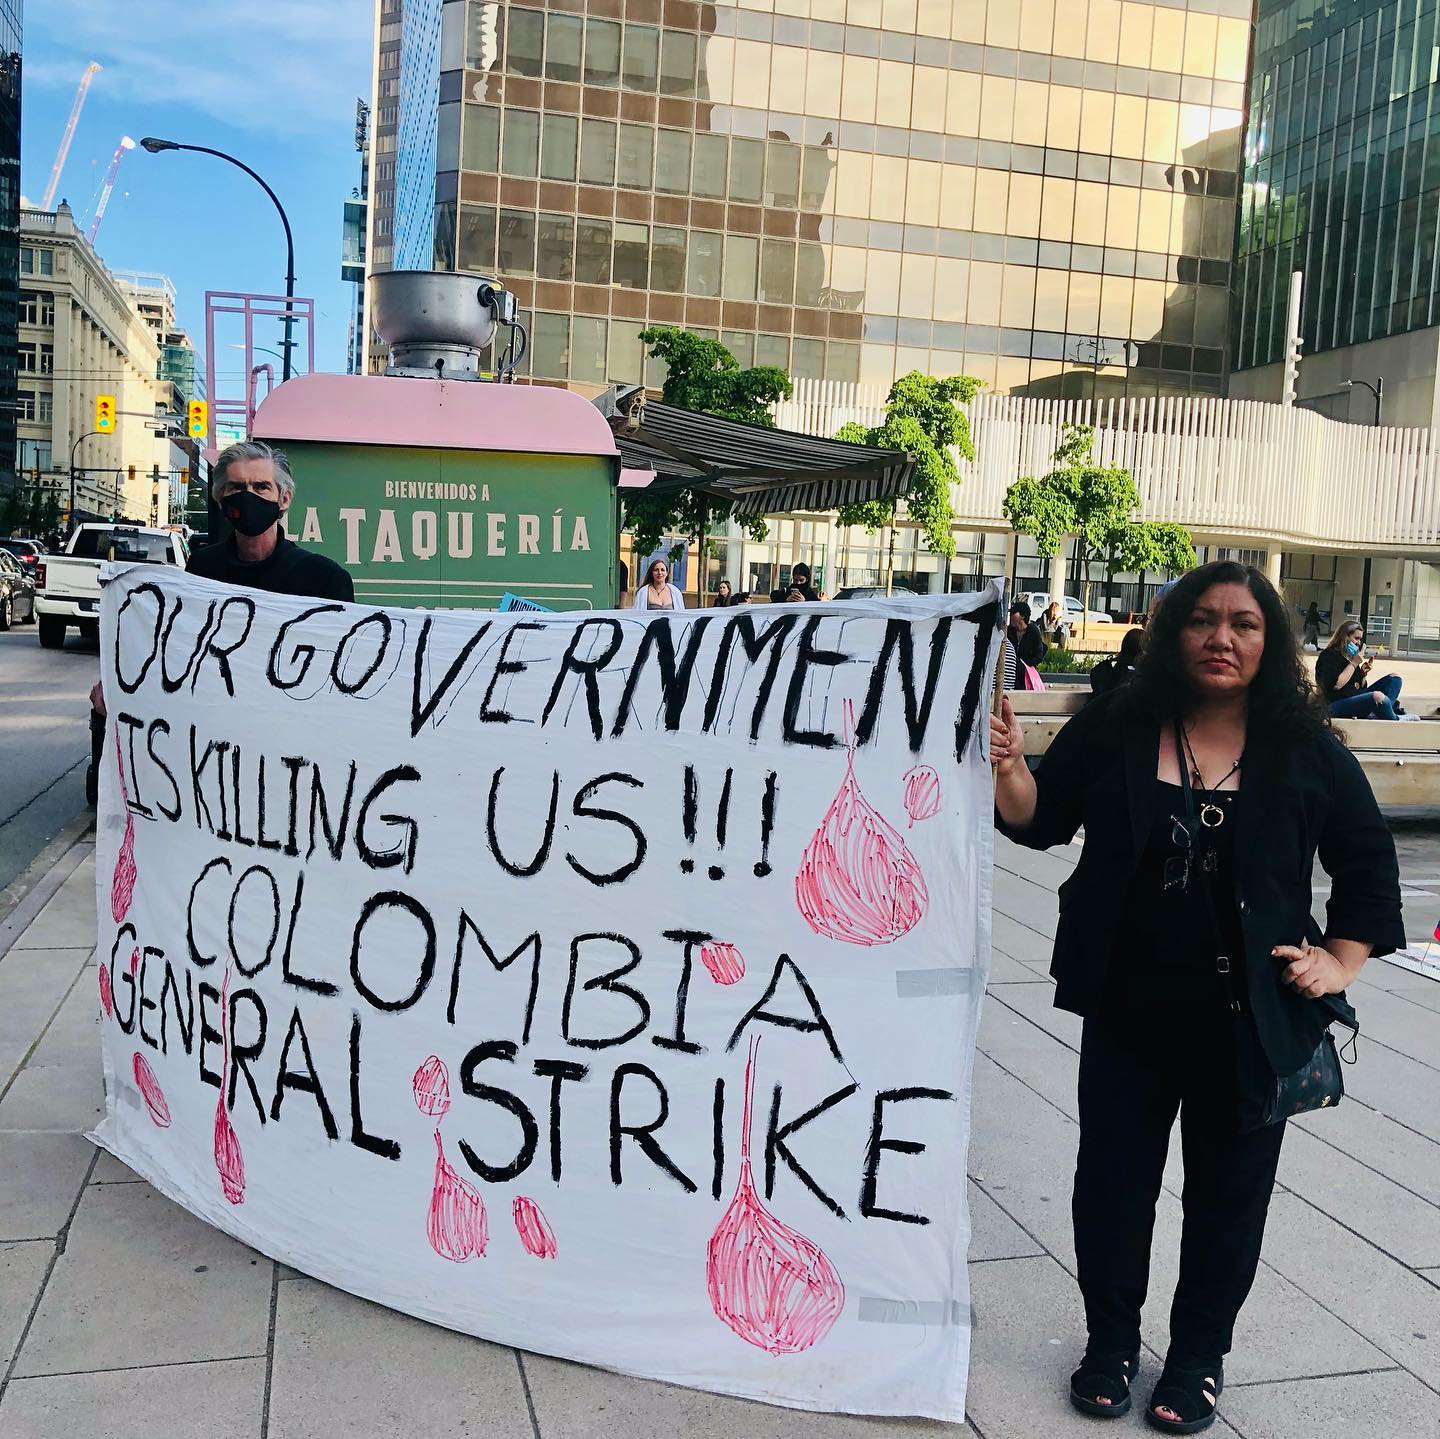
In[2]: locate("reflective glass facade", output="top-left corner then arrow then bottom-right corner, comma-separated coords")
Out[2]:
1235,0 -> 1440,370
435,0 -> 1251,397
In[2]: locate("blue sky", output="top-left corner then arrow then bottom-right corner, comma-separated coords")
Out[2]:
21,0 -> 373,379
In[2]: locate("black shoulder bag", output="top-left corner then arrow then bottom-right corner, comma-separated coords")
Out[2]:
1173,727 -> 1357,1131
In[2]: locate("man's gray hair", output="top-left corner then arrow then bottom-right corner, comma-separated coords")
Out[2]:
210,440 -> 295,504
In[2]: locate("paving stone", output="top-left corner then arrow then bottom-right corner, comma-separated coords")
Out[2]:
977,1001 -> 1079,1121
1385,981 -> 1440,1015
0,949 -> 92,1090
1260,1191 -> 1440,1391
965,1254 -> 1243,1438
25,973 -> 103,1070
968,1181 -> 1044,1262
984,950 -> 1048,986
522,1348 -> 968,1438
1221,1368 -> 1440,1439
989,912 -> 1055,969
1293,1097 -> 1440,1201
1277,1124 -> 1440,1269
1419,1268 -> 1440,1290
0,1357 -> 265,1439
12,1182 -> 271,1377
0,1240 -> 53,1365
266,1277 -> 532,1439
12,861 -> 98,951
1337,985 -> 1440,1067
992,875 -> 1058,940
0,1132 -> 93,1240
986,978 -> 1083,1051
0,1050 -> 105,1135
1342,1042 -> 1440,1144
88,1149 -> 144,1184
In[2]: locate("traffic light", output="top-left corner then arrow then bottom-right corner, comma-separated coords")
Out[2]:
187,400 -> 207,440
95,394 -> 117,432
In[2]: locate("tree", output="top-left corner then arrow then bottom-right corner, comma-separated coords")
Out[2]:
1003,423 -> 1197,625
832,371 -> 981,561
622,327 -> 792,561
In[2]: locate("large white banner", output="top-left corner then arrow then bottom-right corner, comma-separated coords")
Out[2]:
90,566 -> 1001,1422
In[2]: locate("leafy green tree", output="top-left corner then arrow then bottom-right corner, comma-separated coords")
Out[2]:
832,371 -> 981,560
1003,423 -> 1197,625
623,327 -> 792,561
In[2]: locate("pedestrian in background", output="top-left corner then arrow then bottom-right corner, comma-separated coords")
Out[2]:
1040,599 -> 1071,649
1302,602 -> 1322,649
990,560 -> 1402,1434
633,558 -> 685,611
1316,620 -> 1404,720
1088,627 -> 1144,697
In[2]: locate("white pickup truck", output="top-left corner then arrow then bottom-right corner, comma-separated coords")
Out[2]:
36,523 -> 189,649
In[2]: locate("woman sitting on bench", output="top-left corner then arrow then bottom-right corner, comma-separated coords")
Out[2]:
1316,621 -> 1403,720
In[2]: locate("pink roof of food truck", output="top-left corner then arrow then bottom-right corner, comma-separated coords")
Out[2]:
252,374 -> 620,458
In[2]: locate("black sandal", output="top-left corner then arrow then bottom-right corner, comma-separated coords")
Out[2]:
1069,1348 -> 1140,1418
1145,1358 -> 1224,1434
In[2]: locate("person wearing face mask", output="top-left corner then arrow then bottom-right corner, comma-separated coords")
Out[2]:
85,442 -> 353,802
1315,620 -> 1403,720
187,441 -> 354,601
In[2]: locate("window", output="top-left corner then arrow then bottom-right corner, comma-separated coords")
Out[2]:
659,29 -> 697,97
688,231 -> 722,296
609,319 -> 646,382
613,222 -> 649,289
379,49 -> 399,71
693,134 -> 727,198
766,142 -> 801,209
546,14 -> 583,82
729,138 -> 765,203
506,8 -> 544,75
540,114 -> 578,182
37,250 -> 53,277
651,226 -> 687,291
617,124 -> 654,189
15,388 -> 32,420
378,105 -> 398,127
37,392 -> 53,424
584,19 -> 621,87
575,217 -> 612,284
459,204 -> 497,271
723,235 -> 758,301
18,341 -> 35,373
18,291 -> 53,326
655,130 -> 692,194
536,213 -> 574,278
502,110 -> 540,177
622,26 -> 659,91
463,104 -> 500,173
70,530 -> 178,563
17,439 -> 52,472
530,312 -> 571,378
19,246 -> 31,273
760,239 -> 796,304
579,119 -> 617,185
498,210 -> 537,274
571,316 -> 608,383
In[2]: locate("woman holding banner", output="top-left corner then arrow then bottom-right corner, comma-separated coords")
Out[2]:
989,561 -> 1403,1434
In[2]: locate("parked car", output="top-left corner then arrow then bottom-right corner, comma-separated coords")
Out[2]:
0,537 -> 46,573
0,549 -> 37,628
1018,592 -> 1114,626
35,523 -> 189,649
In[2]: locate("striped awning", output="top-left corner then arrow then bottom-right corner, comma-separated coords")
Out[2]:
595,387 -> 914,516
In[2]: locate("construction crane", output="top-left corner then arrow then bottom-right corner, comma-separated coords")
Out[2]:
40,61 -> 102,212
87,136 -> 135,245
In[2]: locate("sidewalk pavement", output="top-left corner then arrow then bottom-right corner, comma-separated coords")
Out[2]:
2,830 -> 1439,1439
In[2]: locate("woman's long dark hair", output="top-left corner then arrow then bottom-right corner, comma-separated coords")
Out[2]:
1120,561 -> 1329,738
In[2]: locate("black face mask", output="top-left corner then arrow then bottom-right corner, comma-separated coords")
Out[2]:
222,490 -> 282,538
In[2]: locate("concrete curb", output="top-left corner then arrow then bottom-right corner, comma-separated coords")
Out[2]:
0,815 -> 95,962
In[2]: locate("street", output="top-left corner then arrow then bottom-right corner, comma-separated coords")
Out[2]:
0,626 -> 97,897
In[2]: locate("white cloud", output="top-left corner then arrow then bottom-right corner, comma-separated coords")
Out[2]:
28,0 -> 372,138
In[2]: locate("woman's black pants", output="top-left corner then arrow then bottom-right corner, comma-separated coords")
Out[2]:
1072,999 -> 1286,1362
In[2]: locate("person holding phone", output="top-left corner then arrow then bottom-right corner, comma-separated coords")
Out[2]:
1315,620 -> 1403,719
989,561 -> 1402,1434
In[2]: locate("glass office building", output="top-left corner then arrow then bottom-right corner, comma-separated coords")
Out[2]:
415,0 -> 1251,398
0,0 -> 18,497
1234,0 -> 1440,371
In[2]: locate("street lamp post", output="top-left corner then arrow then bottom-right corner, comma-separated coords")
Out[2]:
139,137 -> 296,381
69,429 -> 102,532
1343,378 -> 1384,641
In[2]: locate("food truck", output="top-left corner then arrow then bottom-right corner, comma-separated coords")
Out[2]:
251,271 -> 623,611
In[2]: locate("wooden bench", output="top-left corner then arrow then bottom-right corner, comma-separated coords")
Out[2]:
1009,691 -> 1440,807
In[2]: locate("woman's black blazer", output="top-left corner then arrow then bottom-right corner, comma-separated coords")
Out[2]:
1000,694 -> 1406,1076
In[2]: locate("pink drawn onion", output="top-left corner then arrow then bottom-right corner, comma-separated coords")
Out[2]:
901,765 -> 942,826
513,1195 -> 558,1258
706,1037 -> 844,1354
98,963 -> 113,1018
428,1129 -> 488,1262
110,725 -> 138,924
214,968 -> 244,1204
412,1055 -> 451,1118
132,1051 -> 171,1127
700,941 -> 746,986
795,744 -> 928,946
